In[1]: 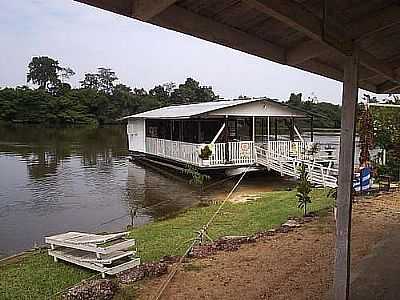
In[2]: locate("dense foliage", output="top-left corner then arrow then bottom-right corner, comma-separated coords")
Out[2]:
370,95 -> 400,179
0,57 -> 218,125
286,92 -> 342,128
1,56 -> 349,127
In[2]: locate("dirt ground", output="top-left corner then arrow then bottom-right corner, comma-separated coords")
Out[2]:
135,191 -> 400,300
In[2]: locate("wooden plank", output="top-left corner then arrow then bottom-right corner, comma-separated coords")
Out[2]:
298,59 -> 377,93
132,0 -> 177,21
348,5 -> 400,40
244,0 -> 400,86
377,80 -> 400,93
75,0 -> 133,17
286,39 -> 329,65
244,0 -> 323,42
151,5 -> 286,64
334,50 -> 359,300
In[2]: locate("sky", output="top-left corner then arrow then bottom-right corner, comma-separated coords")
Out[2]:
0,0 -> 387,104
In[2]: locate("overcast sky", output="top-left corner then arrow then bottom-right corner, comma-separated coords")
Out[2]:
0,0 -> 387,104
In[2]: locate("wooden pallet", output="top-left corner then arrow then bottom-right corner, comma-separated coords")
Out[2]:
45,232 -> 140,277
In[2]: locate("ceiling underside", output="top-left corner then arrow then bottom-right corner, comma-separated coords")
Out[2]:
75,0 -> 400,94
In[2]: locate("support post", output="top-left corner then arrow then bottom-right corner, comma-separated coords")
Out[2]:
225,116 -> 229,163
310,116 -> 314,142
267,116 -> 270,143
180,120 -> 183,141
252,116 -> 256,142
289,118 -> 295,141
197,120 -> 201,143
275,118 -> 278,141
334,50 -> 359,300
170,120 -> 173,140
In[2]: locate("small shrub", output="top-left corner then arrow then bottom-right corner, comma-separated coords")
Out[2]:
296,163 -> 312,216
182,164 -> 210,189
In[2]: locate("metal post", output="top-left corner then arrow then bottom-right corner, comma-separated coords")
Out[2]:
334,49 -> 359,300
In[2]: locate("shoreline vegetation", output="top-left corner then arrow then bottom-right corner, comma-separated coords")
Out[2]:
0,189 -> 333,299
0,56 -> 342,128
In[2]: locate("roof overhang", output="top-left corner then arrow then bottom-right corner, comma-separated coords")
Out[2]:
75,0 -> 400,94
121,98 -> 314,120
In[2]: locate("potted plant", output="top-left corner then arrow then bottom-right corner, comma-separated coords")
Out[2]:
198,144 -> 213,166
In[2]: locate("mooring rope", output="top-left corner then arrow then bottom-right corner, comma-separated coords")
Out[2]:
153,165 -> 252,300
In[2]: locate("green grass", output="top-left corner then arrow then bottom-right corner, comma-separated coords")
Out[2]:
129,189 -> 333,262
0,189 -> 333,300
0,250 -> 93,300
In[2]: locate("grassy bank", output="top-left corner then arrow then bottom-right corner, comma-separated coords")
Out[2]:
0,189 -> 333,299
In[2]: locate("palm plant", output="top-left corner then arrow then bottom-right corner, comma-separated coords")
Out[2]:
296,163 -> 312,216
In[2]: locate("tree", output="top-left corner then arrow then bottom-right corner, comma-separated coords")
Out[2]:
60,67 -> 75,82
80,68 -> 118,94
27,56 -> 61,90
288,93 -> 302,106
296,163 -> 312,216
97,67 -> 118,94
357,98 -> 374,166
170,78 -> 217,104
80,73 -> 100,90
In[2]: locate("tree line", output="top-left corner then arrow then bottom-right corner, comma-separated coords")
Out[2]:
0,56 -> 217,125
1,56 -> 343,127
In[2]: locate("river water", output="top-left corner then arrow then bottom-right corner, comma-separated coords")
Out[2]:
0,125 -> 291,257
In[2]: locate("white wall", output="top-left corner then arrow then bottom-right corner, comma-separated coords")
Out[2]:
127,119 -> 145,152
208,100 -> 306,117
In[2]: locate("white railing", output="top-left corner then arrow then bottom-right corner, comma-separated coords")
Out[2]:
144,138 -> 338,173
146,138 -> 201,166
145,138 -> 256,167
210,143 -> 226,165
228,141 -> 255,165
255,146 -> 338,188
263,141 -> 313,160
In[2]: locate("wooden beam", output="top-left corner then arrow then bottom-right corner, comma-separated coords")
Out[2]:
245,0 -> 324,42
377,80 -> 400,94
298,59 -> 377,93
334,50 -> 359,300
245,0 -> 400,86
359,50 -> 397,82
286,40 -> 329,65
75,0 -> 133,17
131,0 -> 177,21
151,5 -> 286,64
349,5 -> 400,41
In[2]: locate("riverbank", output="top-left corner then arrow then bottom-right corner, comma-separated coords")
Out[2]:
137,191 -> 400,300
0,189 -> 332,299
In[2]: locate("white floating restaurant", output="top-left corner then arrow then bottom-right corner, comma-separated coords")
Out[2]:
123,98 -> 338,187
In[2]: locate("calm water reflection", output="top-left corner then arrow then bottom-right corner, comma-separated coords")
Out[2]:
0,125 -> 207,257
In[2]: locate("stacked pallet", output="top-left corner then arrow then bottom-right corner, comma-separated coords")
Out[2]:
45,232 -> 140,278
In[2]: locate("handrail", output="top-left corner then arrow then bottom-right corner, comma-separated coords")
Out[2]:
255,145 -> 338,188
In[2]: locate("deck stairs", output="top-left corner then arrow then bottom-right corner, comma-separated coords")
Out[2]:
255,145 -> 338,188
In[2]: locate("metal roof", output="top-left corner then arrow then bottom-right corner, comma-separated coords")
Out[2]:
122,99 -> 256,119
122,98 -> 309,119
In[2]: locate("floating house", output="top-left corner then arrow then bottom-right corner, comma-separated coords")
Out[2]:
123,98 -> 338,187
